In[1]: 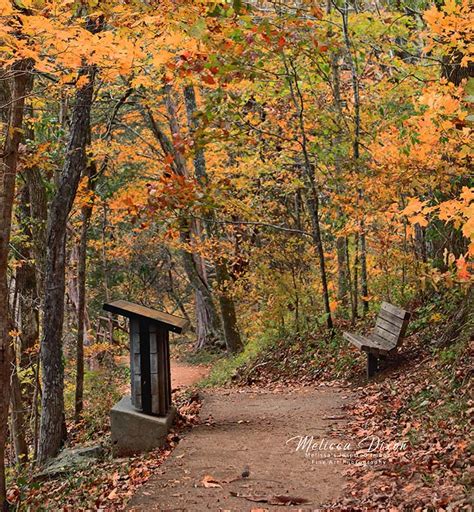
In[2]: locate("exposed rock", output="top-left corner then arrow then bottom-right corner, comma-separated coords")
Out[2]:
35,445 -> 104,479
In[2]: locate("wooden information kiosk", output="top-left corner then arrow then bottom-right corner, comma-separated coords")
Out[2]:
103,300 -> 188,454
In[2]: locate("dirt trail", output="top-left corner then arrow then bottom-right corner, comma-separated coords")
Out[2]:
171,360 -> 209,389
128,385 -> 350,511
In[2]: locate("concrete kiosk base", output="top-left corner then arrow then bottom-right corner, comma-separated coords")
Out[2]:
111,396 -> 176,456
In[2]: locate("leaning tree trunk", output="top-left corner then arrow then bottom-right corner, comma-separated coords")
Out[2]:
144,87 -> 225,349
179,230 -> 224,349
184,85 -> 243,352
0,58 -> 32,511
38,56 -> 98,463
283,56 -> 333,331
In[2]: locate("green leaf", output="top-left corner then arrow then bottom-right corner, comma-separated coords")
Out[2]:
189,18 -> 206,39
464,77 -> 474,96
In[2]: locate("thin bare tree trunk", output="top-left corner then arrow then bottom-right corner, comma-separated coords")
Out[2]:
0,58 -> 32,510
328,40 -> 350,312
284,57 -> 333,331
10,185 -> 35,464
74,202 -> 92,421
16,185 -> 39,398
341,0 -> 369,315
352,234 -> 359,323
8,342 -> 28,464
360,221 -> 368,313
337,236 -> 349,308
31,361 -> 40,462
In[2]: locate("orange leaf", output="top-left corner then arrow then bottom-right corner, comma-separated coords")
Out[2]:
201,74 -> 216,85
456,255 -> 471,281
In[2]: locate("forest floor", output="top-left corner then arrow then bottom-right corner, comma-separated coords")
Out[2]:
12,293 -> 470,511
126,292 -> 473,511
128,385 -> 349,511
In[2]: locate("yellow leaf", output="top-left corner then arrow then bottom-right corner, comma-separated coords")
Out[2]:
401,198 -> 426,217
0,0 -> 13,15
443,0 -> 457,15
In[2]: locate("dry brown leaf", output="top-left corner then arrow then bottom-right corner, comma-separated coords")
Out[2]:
201,475 -> 222,488
107,488 -> 118,500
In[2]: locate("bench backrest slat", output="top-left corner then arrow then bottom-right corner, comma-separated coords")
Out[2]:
380,301 -> 408,319
372,302 -> 410,348
372,326 -> 399,345
377,309 -> 405,329
376,316 -> 402,335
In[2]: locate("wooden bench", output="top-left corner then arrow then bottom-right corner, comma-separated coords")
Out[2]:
343,302 -> 411,378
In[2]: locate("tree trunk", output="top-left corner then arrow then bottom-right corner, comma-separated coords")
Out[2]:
329,47 -> 350,313
215,261 -> 242,353
8,341 -> 29,464
360,223 -> 369,315
16,184 -> 39,400
184,85 -> 242,352
284,57 -> 333,331
351,234 -> 359,323
336,236 -> 349,308
26,166 -> 48,296
342,0 -> 369,315
38,55 -> 98,463
74,202 -> 92,421
0,58 -> 32,510
146,87 -> 225,349
305,191 -> 333,330
179,231 -> 224,349
8,185 -> 38,466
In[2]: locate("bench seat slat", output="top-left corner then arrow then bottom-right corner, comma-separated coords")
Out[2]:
343,332 -> 366,349
368,334 -> 397,354
343,332 -> 396,355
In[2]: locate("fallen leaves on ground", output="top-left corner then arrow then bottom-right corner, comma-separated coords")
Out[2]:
9,389 -> 202,511
326,337 -> 472,510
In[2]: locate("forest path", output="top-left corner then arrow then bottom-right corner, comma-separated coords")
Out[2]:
128,384 -> 349,511
171,360 -> 210,389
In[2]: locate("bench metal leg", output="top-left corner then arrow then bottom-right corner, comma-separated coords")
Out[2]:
367,353 -> 378,378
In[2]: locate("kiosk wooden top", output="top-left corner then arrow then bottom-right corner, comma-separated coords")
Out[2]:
103,300 -> 188,334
